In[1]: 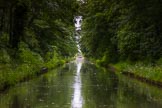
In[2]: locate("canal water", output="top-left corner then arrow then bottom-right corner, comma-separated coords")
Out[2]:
1,58 -> 162,108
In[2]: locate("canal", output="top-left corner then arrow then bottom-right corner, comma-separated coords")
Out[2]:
1,58 -> 162,108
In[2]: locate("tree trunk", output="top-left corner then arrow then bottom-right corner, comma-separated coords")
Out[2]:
9,3 -> 27,48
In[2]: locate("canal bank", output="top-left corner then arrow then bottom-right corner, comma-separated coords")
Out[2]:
0,57 -> 71,93
91,58 -> 162,88
112,62 -> 162,88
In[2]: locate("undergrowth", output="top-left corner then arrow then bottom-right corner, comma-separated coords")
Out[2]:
0,42 -> 68,91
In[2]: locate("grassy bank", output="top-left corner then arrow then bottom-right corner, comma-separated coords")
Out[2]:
94,56 -> 162,86
113,62 -> 162,85
0,46 -> 70,92
0,59 -> 67,92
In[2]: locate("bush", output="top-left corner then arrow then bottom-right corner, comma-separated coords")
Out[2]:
45,51 -> 65,69
18,42 -> 44,65
0,49 -> 11,63
156,58 -> 162,66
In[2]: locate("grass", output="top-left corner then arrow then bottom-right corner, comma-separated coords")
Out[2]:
0,63 -> 42,91
85,55 -> 162,83
0,45 -> 71,91
114,62 -> 162,82
0,58 -> 68,92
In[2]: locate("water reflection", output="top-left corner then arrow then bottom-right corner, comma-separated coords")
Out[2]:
81,63 -> 162,108
81,64 -> 119,108
0,64 -> 76,108
71,57 -> 83,108
1,61 -> 162,108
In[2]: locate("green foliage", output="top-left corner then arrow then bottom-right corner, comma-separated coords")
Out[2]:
96,51 -> 112,66
0,33 -> 9,46
24,28 -> 40,51
156,58 -> 162,66
0,0 -> 78,91
81,0 -> 162,63
45,51 -> 65,69
33,19 -> 50,29
0,48 -> 11,63
80,0 -> 162,83
18,42 -> 43,65
117,22 -> 141,61
115,62 -> 162,82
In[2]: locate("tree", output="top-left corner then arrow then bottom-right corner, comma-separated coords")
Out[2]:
81,0 -> 162,63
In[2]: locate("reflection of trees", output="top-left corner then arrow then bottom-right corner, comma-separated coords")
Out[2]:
1,63 -> 76,108
81,63 -> 119,108
32,63 -> 76,107
116,75 -> 162,108
10,95 -> 21,108
81,63 -> 162,108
